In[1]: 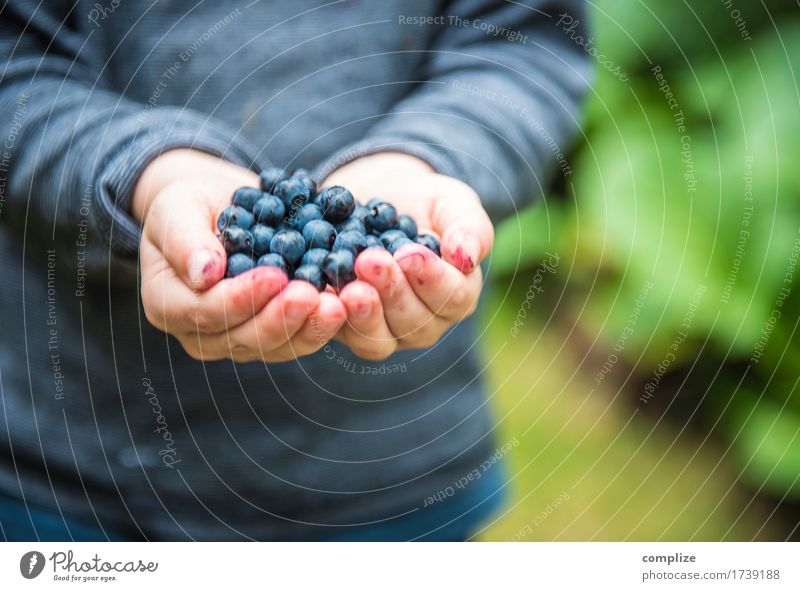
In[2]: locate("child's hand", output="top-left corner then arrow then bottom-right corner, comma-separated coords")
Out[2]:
135,150 -> 346,362
322,152 -> 494,360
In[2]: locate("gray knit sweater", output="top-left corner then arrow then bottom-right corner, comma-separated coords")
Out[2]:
0,0 -> 590,540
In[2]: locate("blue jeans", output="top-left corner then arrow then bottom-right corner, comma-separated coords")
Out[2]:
0,463 -> 505,541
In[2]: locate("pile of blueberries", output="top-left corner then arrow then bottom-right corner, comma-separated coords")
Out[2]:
217,167 -> 441,291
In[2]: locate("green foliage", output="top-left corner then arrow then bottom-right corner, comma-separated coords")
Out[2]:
490,1 -> 800,498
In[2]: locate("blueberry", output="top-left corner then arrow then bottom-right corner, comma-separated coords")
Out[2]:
336,217 -> 366,235
352,204 -> 370,221
226,253 -> 255,277
301,247 -> 330,268
415,234 -> 441,257
221,226 -> 253,255
269,229 -> 306,267
289,203 -> 323,230
318,186 -> 356,223
395,214 -> 418,239
251,224 -> 275,257
293,264 -> 326,291
253,194 -> 285,226
365,234 -> 384,249
379,229 -> 408,248
366,197 -> 383,208
302,219 -> 337,250
232,187 -> 263,211
217,205 -> 255,231
322,250 -> 356,290
333,230 -> 368,257
256,253 -> 288,274
274,177 -> 311,210
292,169 -> 317,196
365,201 -> 398,233
386,236 -> 413,255
259,167 -> 289,193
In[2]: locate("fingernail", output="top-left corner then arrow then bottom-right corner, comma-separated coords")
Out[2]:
187,250 -> 216,290
448,233 -> 479,272
397,252 -> 424,274
351,301 -> 372,318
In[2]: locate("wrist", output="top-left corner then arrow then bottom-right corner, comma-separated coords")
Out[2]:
132,149 -> 259,224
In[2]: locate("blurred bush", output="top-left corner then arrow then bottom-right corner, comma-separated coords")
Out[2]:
492,0 -> 800,498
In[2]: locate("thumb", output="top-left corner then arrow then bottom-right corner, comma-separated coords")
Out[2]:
143,182 -> 229,292
430,179 -> 494,273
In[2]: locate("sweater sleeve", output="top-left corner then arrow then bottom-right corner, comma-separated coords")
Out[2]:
0,1 -> 262,260
315,0 -> 593,223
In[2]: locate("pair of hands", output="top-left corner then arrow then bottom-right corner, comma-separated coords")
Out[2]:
134,150 -> 493,363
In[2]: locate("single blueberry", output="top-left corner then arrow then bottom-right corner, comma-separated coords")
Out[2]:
217,205 -> 255,231
232,187 -> 263,211
256,253 -> 288,274
274,177 -> 311,210
301,248 -> 330,268
395,214 -> 418,239
415,234 -> 441,257
289,203 -> 323,231
336,217 -> 366,235
302,219 -> 337,250
379,229 -> 407,248
226,253 -> 255,278
259,167 -> 289,193
365,201 -> 398,233
269,229 -> 306,267
333,230 -> 368,257
386,236 -> 413,255
322,250 -> 357,290
221,226 -> 253,255
293,264 -> 326,292
252,194 -> 285,226
365,234 -> 384,249
292,169 -> 317,196
352,203 -> 370,221
251,224 -> 275,257
318,186 -> 356,223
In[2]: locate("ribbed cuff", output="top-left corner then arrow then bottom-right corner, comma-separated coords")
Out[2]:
94,109 -> 263,258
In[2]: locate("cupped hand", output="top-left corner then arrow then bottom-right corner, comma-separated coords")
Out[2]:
322,152 -> 494,360
135,149 -> 346,362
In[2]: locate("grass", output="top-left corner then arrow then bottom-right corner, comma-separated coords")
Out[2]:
474,284 -> 782,541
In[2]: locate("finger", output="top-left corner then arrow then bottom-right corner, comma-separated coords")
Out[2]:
198,280 -> 320,361
338,280 -> 397,361
354,247 -> 446,347
144,185 -> 228,291
141,249 -> 288,334
395,243 -> 482,322
429,181 -> 494,273
266,291 -> 347,362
